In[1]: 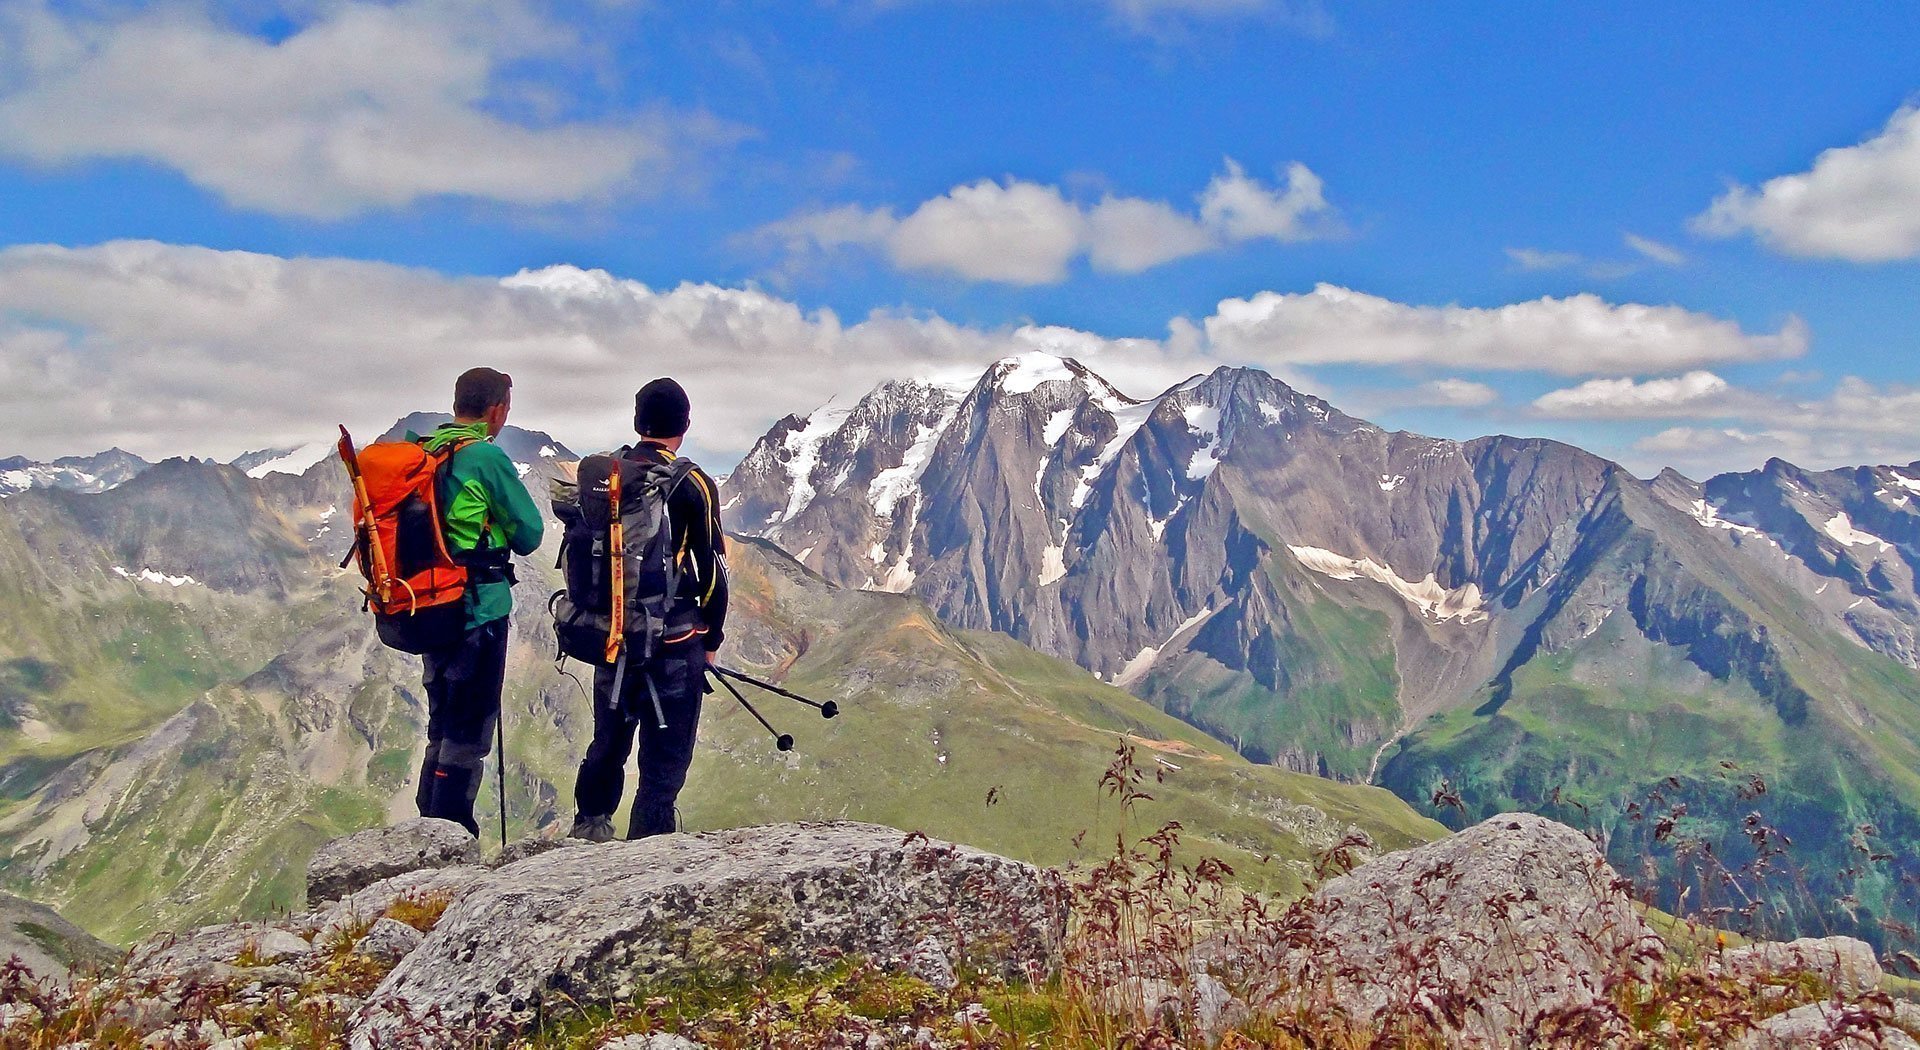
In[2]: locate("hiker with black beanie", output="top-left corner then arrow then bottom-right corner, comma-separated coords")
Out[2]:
568,378 -> 730,841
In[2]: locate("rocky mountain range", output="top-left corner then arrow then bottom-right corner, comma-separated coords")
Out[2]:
0,415 -> 1432,946
721,353 -> 1920,945
0,448 -> 152,498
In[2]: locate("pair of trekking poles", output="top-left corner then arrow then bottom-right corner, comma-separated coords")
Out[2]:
707,663 -> 840,752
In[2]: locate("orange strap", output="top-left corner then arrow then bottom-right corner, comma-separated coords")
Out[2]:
605,465 -> 624,663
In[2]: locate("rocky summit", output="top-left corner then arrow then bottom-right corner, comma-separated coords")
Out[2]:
356,821 -> 1067,1041
4,813 -> 1915,1047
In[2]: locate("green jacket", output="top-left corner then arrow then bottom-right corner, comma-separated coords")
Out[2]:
419,421 -> 545,628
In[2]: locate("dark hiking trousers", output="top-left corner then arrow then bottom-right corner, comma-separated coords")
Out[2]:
415,617 -> 508,836
573,639 -> 706,839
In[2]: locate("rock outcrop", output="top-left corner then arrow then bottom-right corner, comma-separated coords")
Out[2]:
305,817 -> 479,905
1218,813 -> 1666,1045
1719,935 -> 1885,996
354,822 -> 1066,1039
0,891 -> 114,984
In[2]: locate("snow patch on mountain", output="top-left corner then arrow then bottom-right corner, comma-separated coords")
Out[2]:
1043,409 -> 1075,446
869,416 -> 952,518
995,352 -> 1078,395
1184,405 -> 1223,481
1038,518 -> 1071,586
1687,499 -> 1762,538
1288,545 -> 1488,624
1114,608 -> 1216,688
244,441 -> 334,479
1073,397 -> 1159,509
1823,512 -> 1892,552
1886,471 -> 1920,494
113,566 -> 200,588
774,403 -> 856,527
1380,475 -> 1406,492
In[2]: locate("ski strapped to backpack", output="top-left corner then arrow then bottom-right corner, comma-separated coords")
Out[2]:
337,425 -> 504,654
549,449 -> 704,688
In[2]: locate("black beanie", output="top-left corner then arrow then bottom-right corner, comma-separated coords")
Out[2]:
634,378 -> 691,438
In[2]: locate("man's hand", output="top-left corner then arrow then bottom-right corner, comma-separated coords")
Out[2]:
706,650 -> 718,667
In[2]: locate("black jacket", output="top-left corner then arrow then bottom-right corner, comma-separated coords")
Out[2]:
623,441 -> 729,652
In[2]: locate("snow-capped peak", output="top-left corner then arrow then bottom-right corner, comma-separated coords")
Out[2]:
244,440 -> 335,479
991,352 -> 1080,395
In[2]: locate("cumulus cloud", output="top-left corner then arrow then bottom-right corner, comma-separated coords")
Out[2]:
0,240 -> 1844,480
1203,285 -> 1806,375
757,159 -> 1336,284
0,0 -> 731,218
1531,371 -> 1736,418
1626,377 -> 1920,476
1694,104 -> 1920,262
0,240 -> 1187,461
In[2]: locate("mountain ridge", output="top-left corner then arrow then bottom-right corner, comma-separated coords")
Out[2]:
721,352 -> 1920,945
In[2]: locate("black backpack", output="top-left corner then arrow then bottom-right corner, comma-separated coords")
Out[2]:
549,448 -> 700,667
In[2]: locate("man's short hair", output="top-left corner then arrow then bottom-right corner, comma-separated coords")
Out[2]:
453,367 -> 512,418
634,378 -> 691,438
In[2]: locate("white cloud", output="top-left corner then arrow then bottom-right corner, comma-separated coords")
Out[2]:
0,240 -> 1856,482
1196,160 -> 1329,242
0,240 -> 1189,461
1204,285 -> 1806,375
1411,378 -> 1500,408
1623,233 -> 1686,267
0,0 -> 729,218
1504,233 -> 1684,278
758,159 -> 1336,284
1627,377 -> 1920,476
1506,247 -> 1584,272
1531,371 -> 1734,418
889,180 -> 1089,284
1694,104 -> 1920,262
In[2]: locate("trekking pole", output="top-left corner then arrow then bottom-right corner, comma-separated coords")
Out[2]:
707,669 -> 794,751
711,665 -> 839,718
495,710 -> 509,850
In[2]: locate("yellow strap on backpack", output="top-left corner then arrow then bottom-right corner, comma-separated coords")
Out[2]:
605,464 -> 624,663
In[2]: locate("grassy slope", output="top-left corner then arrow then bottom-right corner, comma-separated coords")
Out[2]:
0,530 -> 1441,944
682,544 -> 1440,898
1139,575 -> 1400,780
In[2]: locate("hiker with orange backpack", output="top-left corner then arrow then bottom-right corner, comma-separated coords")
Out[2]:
339,367 -> 544,838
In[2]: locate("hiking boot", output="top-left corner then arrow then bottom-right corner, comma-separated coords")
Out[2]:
568,815 -> 615,842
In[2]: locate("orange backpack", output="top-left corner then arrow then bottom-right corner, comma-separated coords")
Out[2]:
337,426 -> 474,654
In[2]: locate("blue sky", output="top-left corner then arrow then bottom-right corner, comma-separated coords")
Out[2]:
0,0 -> 1916,476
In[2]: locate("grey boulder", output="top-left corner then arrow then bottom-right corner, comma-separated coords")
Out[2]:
353,822 -> 1066,1040
1732,1001 -> 1920,1050
351,917 -> 425,966
305,817 -> 479,905
128,922 -> 311,980
304,864 -> 489,943
0,891 -> 114,985
1240,813 -> 1665,1046
1719,936 -> 1885,996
